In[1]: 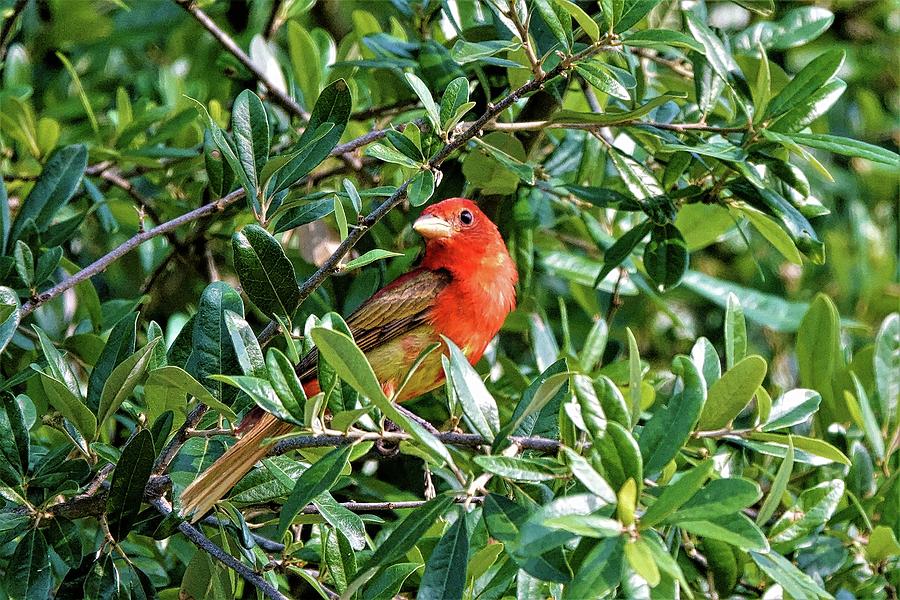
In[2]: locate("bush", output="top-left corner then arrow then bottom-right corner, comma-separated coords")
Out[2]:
0,0 -> 897,598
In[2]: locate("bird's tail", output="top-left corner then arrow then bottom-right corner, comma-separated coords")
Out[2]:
180,411 -> 294,523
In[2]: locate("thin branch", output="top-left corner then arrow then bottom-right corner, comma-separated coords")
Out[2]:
153,404 -> 210,475
480,119 -> 748,133
20,189 -> 244,318
273,431 -> 563,455
631,47 -> 694,79
0,0 -> 28,65
173,0 -> 308,120
299,496 -> 485,514
151,497 -> 289,600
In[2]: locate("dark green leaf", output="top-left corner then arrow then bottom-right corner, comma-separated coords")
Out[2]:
274,198 -> 335,233
0,286 -> 19,355
749,550 -> 830,599
97,339 -> 159,428
622,29 -> 704,53
184,282 -> 244,403
4,530 -> 51,600
445,337 -> 499,441
232,224 -> 300,320
9,144 -> 88,243
277,443 -> 353,536
698,355 -> 767,430
231,90 -> 269,192
593,220 -> 652,287
418,515 -> 468,600
764,49 -> 844,120
680,514 -> 769,551
107,429 -> 155,540
358,495 -> 454,573
39,373 -> 97,440
87,312 -> 138,413
640,460 -> 713,529
362,563 -> 421,600
644,224 -> 689,290
763,130 -> 899,167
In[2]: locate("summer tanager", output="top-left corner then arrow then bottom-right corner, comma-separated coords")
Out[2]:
180,198 -> 518,521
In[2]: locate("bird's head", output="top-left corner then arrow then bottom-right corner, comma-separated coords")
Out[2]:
414,198 -> 518,291
414,198 -> 496,245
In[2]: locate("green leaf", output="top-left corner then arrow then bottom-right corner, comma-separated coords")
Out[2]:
534,0 -> 571,51
211,374 -> 303,426
867,526 -> 900,562
749,550 -> 830,599
624,538 -> 660,586
184,282 -> 244,403
735,204 -> 804,265
97,338 -> 160,428
407,169 -> 435,207
691,337 -> 721,387
644,224 -> 689,290
474,455 -> 563,482
365,143 -> 420,168
232,224 -> 300,320
44,517 -> 82,568
684,12 -> 741,87
0,286 -> 20,355
616,0 -> 662,33
763,130 -> 898,168
358,495 -> 454,573
874,313 -> 899,425
277,443 -> 353,537
13,240 -> 33,287
575,62 -> 629,101
87,312 -> 138,413
749,432 -> 850,465
231,89 -> 269,194
640,460 -> 713,529
274,198 -> 335,233
795,293 -> 842,421
385,129 -> 424,162
698,355 -> 767,430
180,545 -> 232,599
342,249 -> 404,271
362,563 -> 422,600
287,22 -> 321,111
543,514 -> 621,538
562,447 -> 616,502
106,429 -> 155,541
3,530 -> 51,600
555,0 -> 599,41
724,293 -> 747,370
445,337 -> 499,441
277,79 -> 352,189
770,79 -> 846,134
418,514 -> 468,600
471,137 -> 534,184
440,77 -> 470,129
315,491 -> 366,551
627,328 -> 642,425
551,93 -> 685,125
764,49 -> 844,120
9,144 -> 88,244
738,6 -> 834,51
770,479 -> 844,547
622,29 -> 704,53
756,435 -> 794,525
0,394 -> 29,483
762,389 -> 822,431
144,365 -> 237,422
563,537 -> 624,600
266,348 -> 307,424
665,478 -> 761,523
310,327 -> 454,466
405,73 -> 441,132
506,359 -> 569,442
638,356 -> 705,475
681,270 -> 809,333
680,513 -> 769,551
32,325 -> 81,399
593,220 -> 652,287
450,39 -> 522,65
39,373 -> 97,440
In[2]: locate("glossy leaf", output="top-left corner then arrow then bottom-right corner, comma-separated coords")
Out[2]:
232,224 -> 299,320
418,515 -> 468,600
277,443 -> 354,537
106,429 -> 155,540
698,355 -> 767,430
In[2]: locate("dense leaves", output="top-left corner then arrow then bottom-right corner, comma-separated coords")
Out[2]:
0,0 -> 896,598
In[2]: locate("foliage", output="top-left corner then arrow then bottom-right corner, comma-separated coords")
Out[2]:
0,0 -> 897,598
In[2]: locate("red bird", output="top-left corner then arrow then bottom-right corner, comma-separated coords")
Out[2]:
181,198 -> 518,521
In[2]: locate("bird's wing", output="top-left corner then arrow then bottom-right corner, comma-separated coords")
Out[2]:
295,268 -> 451,381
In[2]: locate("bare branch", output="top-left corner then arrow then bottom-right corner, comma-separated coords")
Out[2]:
173,0 -> 308,120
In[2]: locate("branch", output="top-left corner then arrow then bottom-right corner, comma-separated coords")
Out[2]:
273,431 -> 563,455
173,0 -> 307,120
480,119 -> 748,133
151,497 -> 290,600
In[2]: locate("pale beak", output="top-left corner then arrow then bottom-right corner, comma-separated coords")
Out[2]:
413,214 -> 453,239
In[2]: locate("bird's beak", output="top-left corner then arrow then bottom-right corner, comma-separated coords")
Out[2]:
413,214 -> 453,239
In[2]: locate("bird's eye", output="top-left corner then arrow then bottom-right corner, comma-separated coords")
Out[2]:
460,209 -> 474,225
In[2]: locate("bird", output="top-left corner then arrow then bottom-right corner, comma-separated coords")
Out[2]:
180,198 -> 518,522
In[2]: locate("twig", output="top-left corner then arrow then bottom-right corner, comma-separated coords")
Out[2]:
299,496 -> 485,514
151,497 -> 289,600
631,47 -> 694,79
480,119 -> 748,133
273,431 -> 563,454
153,404 -> 210,475
173,0 -> 308,120
0,0 -> 28,65
20,189 -> 244,318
